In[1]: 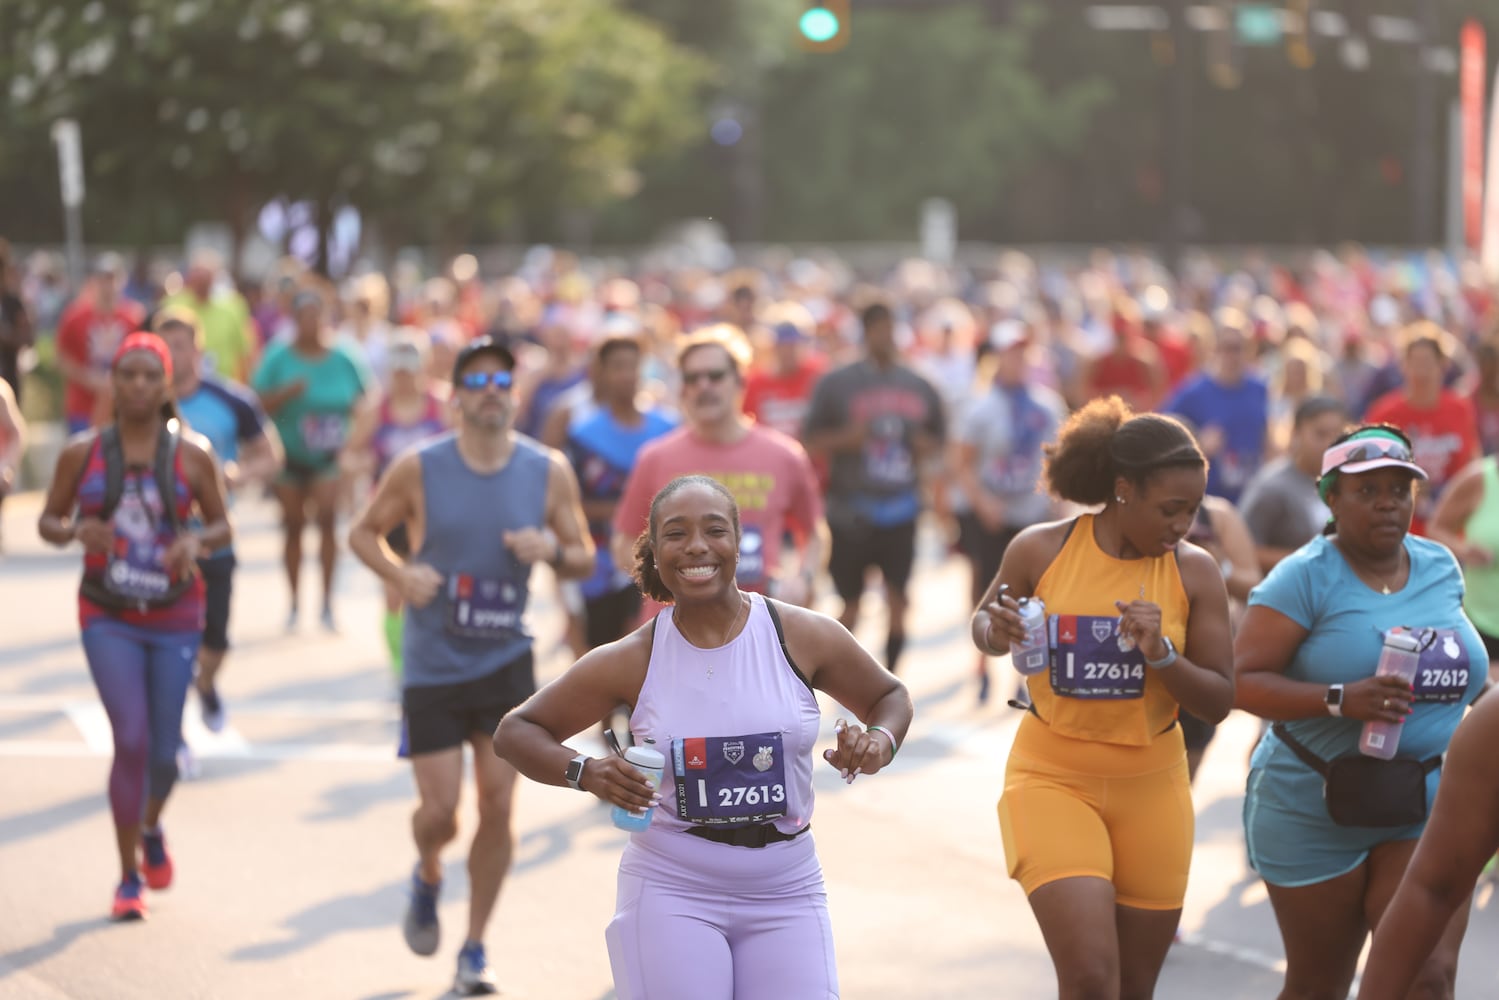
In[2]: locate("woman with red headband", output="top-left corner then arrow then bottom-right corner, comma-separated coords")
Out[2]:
37,331 -> 231,921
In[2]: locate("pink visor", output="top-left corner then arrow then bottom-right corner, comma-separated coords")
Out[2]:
1319,436 -> 1428,480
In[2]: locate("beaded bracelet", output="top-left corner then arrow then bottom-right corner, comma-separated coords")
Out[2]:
868,725 -> 899,763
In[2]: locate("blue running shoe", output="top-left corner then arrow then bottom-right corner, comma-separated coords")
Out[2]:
403,867 -> 440,956
454,941 -> 497,996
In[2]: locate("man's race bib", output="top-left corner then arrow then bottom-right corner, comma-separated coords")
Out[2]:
672,732 -> 788,826
863,416 -> 913,488
300,413 -> 347,453
445,574 -> 523,639
1049,614 -> 1147,700
1413,628 -> 1471,704
737,525 -> 766,586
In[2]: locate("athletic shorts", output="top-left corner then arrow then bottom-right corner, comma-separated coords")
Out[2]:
997,714 -> 1194,910
386,523 -> 411,559
956,514 -> 1021,603
277,455 -> 340,489
402,651 -> 536,756
1243,736 -> 1431,888
197,552 -> 236,652
585,585 -> 642,650
828,518 -> 917,604
1178,710 -> 1217,753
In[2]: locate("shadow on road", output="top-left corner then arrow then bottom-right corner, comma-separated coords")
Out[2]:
2,914 -> 113,974
0,792 -> 100,847
305,768 -> 413,823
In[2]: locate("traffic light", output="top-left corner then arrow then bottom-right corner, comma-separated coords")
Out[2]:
797,0 -> 850,53
1286,0 -> 1315,68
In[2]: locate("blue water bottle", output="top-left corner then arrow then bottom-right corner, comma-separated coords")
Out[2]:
611,739 -> 666,832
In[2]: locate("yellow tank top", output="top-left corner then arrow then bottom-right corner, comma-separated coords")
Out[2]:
1030,513 -> 1190,747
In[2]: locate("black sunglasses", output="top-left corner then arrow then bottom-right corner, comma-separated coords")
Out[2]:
682,367 -> 732,387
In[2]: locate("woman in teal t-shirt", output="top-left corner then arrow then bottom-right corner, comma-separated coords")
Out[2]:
1235,424 -> 1484,1000
251,289 -> 371,631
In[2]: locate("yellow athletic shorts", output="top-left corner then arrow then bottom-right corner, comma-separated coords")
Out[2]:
997,713 -> 1194,911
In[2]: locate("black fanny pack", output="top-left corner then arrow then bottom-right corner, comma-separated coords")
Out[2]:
1272,723 -> 1441,828
684,822 -> 809,849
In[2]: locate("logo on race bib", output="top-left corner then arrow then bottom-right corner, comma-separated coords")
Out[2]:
752,746 -> 775,772
1444,634 -> 1461,659
110,561 -> 132,585
1091,619 -> 1114,643
722,741 -> 745,765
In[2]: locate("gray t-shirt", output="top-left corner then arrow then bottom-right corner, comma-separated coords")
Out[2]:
803,359 -> 945,526
1239,456 -> 1330,554
956,382 -> 1065,528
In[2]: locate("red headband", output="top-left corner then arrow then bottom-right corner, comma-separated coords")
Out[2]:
113,331 -> 173,382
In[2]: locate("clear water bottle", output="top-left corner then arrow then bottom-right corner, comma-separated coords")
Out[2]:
1010,597 -> 1049,676
1359,628 -> 1424,759
611,739 -> 666,832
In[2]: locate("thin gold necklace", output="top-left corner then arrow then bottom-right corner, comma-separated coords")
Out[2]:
678,594 -> 748,676
1341,541 -> 1404,595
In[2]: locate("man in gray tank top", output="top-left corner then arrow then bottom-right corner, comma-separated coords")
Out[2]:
350,337 -> 593,996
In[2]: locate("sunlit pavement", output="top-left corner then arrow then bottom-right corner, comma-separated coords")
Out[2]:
2,493 -> 1494,999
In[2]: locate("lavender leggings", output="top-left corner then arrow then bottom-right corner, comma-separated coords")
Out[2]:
80,618 -> 198,828
605,832 -> 839,999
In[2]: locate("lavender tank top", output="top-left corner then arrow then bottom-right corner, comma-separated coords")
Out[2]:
629,594 -> 821,844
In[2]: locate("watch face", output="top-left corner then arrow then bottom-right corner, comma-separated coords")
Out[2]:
1326,686 -> 1342,705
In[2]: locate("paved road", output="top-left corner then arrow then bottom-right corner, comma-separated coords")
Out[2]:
1,492 -> 1495,998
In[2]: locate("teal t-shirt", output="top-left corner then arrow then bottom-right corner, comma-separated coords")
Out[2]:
1248,533 -> 1485,766
251,340 -> 371,468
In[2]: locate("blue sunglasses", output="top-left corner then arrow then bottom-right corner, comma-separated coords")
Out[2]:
459,370 -> 513,391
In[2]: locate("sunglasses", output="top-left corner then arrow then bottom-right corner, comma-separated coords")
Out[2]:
682,367 -> 732,387
458,370 -> 513,391
1319,436 -> 1415,477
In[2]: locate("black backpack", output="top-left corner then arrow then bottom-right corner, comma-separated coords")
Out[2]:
78,423 -> 193,610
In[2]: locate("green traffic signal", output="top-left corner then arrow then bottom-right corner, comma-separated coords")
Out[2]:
799,6 -> 841,43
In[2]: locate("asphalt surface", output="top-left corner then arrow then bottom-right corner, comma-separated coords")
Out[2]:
1,491 -> 1495,999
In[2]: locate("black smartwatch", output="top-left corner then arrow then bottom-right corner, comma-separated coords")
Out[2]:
1325,683 -> 1344,718
565,754 -> 589,791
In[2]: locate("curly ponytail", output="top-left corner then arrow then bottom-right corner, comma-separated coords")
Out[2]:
1042,396 -> 1206,505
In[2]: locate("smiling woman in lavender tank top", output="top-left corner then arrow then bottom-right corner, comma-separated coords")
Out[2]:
496,474 -> 912,999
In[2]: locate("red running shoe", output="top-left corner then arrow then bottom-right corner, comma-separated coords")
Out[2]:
141,829 -> 173,890
111,874 -> 146,921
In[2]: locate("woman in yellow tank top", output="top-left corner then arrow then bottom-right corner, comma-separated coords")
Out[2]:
970,396 -> 1234,999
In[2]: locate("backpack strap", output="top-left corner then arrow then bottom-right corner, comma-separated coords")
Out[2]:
762,597 -> 815,696
152,424 -> 182,534
99,425 -> 125,520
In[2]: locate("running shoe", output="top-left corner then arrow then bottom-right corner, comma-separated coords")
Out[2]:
141,828 -> 173,890
403,867 -> 441,956
176,742 -> 199,782
111,873 -> 146,921
199,685 -> 226,733
453,941 -> 498,996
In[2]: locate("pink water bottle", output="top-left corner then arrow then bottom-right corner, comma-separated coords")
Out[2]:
1359,627 -> 1424,759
